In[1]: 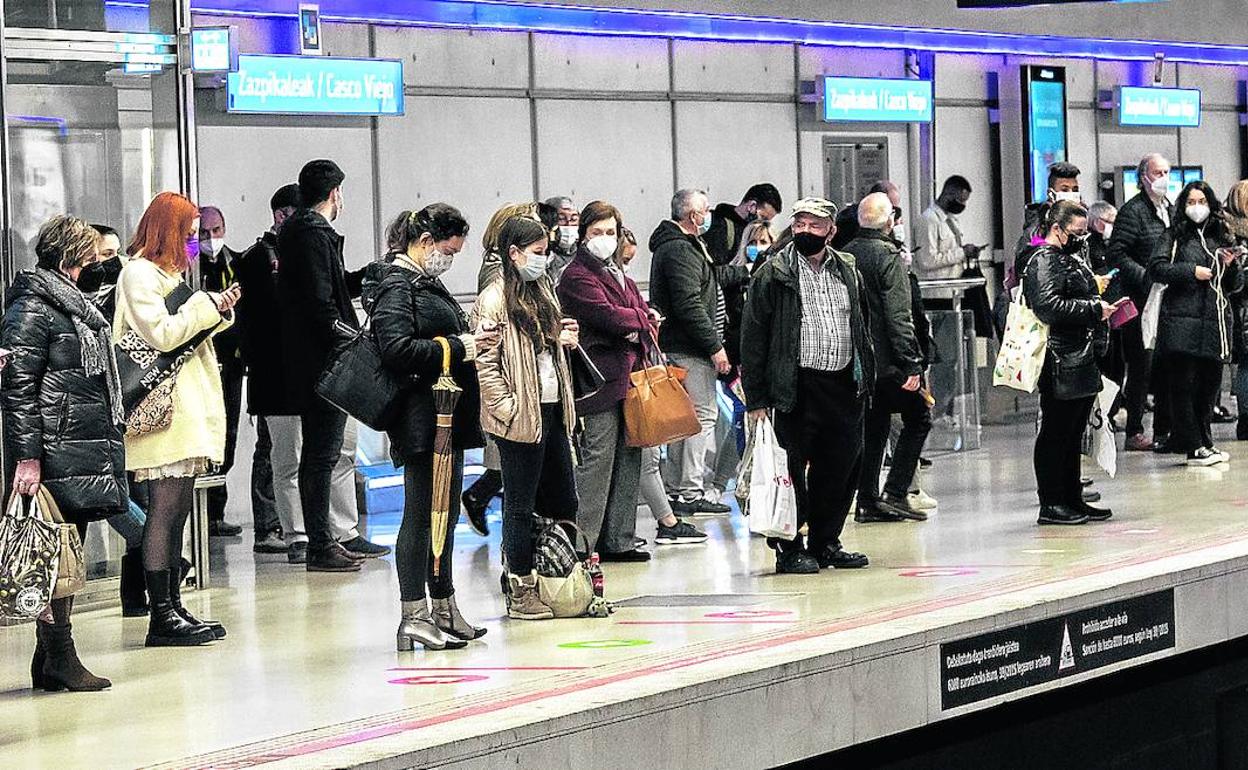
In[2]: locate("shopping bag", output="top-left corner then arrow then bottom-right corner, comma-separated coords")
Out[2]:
735,417 -> 758,511
0,491 -> 61,620
1140,283 -> 1166,350
747,418 -> 798,540
40,488 -> 85,599
992,289 -> 1049,393
1082,376 -> 1121,478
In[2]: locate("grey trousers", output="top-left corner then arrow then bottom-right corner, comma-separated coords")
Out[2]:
575,405 -> 641,554
265,414 -> 362,545
639,447 -> 673,522
663,354 -> 718,501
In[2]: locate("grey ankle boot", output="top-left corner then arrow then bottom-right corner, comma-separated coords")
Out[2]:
431,594 -> 486,641
397,600 -> 467,652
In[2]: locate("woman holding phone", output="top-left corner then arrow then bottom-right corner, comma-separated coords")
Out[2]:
474,216 -> 579,621
1149,181 -> 1244,466
1023,200 -> 1122,526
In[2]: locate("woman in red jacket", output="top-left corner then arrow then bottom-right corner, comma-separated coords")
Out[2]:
557,201 -> 659,561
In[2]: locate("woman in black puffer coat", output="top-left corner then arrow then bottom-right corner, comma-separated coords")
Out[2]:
1149,181 -> 1244,466
1221,181 -> 1248,440
370,204 -> 497,652
1,215 -> 127,693
1023,201 -> 1120,527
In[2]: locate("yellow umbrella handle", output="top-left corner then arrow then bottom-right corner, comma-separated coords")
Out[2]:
435,336 -> 451,376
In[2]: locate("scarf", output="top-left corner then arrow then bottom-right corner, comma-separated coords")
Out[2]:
24,268 -> 125,426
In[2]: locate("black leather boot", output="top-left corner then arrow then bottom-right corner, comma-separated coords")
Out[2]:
120,548 -> 149,617
169,569 -> 225,639
145,570 -> 216,647
31,622 -> 46,690
40,597 -> 110,691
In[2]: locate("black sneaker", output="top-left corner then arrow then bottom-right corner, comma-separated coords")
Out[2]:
339,536 -> 391,558
775,550 -> 820,574
253,530 -> 288,554
655,520 -> 708,545
461,489 -> 491,537
1186,447 -> 1220,467
854,505 -> 905,524
1037,504 -> 1090,525
209,520 -> 242,537
681,498 -> 732,516
287,541 -> 308,564
879,493 -> 928,522
599,549 -> 651,563
816,547 -> 869,569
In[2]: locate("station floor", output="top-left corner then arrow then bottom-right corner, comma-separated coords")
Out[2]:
4,422 -> 1248,769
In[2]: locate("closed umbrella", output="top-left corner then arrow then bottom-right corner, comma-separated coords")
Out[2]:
430,337 -> 462,576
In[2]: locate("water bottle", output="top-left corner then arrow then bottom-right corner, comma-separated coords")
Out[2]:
588,552 -> 604,598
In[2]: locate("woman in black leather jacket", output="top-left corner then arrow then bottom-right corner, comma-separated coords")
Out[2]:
1023,201 -> 1121,526
2,215 -> 127,692
1149,181 -> 1243,466
370,204 -> 499,652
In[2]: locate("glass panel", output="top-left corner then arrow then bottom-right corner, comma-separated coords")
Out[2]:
3,0 -> 177,33
6,58 -> 182,273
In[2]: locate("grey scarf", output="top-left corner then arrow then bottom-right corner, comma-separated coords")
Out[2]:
26,268 -> 125,426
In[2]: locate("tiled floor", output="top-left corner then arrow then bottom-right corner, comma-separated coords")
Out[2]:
4,422 -> 1248,768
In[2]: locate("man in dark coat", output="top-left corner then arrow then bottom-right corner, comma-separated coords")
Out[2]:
648,188 -> 733,515
741,197 -> 876,575
842,193 -> 930,524
276,159 -> 363,573
1105,152 -> 1175,451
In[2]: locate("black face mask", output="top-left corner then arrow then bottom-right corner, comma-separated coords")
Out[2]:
76,258 -> 122,293
944,200 -> 967,215
1059,233 -> 1087,255
793,232 -> 828,257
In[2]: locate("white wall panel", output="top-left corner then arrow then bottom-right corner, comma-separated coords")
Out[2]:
533,34 -> 669,92
536,99 -> 672,279
376,96 -> 534,297
374,27 -> 529,89
1178,64 -> 1244,107
673,40 -> 793,94
1066,107 -> 1098,190
1180,113 -> 1241,201
196,122 -> 375,271
935,54 -> 1002,101
935,105 -> 994,250
675,101 -> 798,219
797,46 -> 905,80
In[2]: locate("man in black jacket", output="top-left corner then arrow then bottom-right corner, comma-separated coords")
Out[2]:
1106,152 -> 1175,451
741,197 -> 876,575
277,159 -> 364,573
649,189 -> 733,515
843,193 -> 930,524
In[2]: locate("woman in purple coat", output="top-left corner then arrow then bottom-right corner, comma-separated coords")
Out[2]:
557,201 -> 658,561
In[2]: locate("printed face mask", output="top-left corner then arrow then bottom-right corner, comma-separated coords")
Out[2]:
424,248 -> 454,277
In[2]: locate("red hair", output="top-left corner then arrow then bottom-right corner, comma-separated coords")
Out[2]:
128,191 -> 199,272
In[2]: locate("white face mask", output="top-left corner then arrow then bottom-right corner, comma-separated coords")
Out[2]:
1053,191 -> 1081,203
892,223 -> 906,245
516,250 -> 548,282
585,235 -> 618,262
1150,175 -> 1171,199
202,237 -> 224,257
424,248 -> 454,277
1101,223 -> 1113,241
622,259 -> 634,275
559,225 -> 578,251
1187,204 -> 1211,225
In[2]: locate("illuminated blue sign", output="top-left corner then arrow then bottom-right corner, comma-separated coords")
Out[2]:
821,77 -> 932,123
191,27 -> 236,73
1119,86 -> 1201,127
226,54 -> 403,116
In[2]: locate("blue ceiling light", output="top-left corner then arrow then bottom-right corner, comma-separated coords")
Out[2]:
110,0 -> 1248,66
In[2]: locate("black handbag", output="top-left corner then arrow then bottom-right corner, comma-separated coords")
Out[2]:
1050,342 -> 1102,400
315,321 -> 408,430
569,345 -> 606,402
115,282 -> 219,427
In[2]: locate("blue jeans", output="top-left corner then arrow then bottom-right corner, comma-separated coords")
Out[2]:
106,498 -> 147,550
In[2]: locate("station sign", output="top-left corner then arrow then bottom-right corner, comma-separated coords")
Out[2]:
820,76 -> 933,123
1118,86 -> 1201,128
226,54 -> 404,116
191,27 -> 238,73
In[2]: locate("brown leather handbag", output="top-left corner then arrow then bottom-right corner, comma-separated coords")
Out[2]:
622,334 -> 701,448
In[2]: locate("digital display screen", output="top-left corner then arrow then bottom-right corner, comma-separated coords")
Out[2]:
1119,86 -> 1201,128
299,4 -> 322,54
820,77 -> 933,123
191,27 -> 236,73
226,55 -> 404,115
1121,166 -> 1202,201
1022,66 -> 1069,205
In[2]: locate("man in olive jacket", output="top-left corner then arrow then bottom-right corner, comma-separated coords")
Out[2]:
648,188 -> 733,515
741,197 -> 876,575
842,193 -> 930,524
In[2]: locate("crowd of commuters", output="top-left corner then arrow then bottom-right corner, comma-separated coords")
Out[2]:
5,149 -> 1247,690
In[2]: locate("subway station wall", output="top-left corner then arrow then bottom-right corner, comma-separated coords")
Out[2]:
193,16 -> 1248,298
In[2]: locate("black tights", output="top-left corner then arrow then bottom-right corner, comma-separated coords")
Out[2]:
141,476 -> 195,572
395,452 -> 461,602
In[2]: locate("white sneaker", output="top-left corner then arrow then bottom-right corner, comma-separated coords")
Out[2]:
704,486 -> 724,505
907,489 -> 939,510
1186,447 -> 1220,467
1209,446 -> 1231,464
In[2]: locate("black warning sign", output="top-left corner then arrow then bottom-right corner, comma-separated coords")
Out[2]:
940,589 -> 1175,710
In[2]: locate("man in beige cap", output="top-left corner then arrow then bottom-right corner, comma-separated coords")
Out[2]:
740,197 -> 876,575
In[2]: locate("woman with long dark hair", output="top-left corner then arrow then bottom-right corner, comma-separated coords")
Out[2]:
116,192 -> 238,646
1150,181 -> 1244,466
371,204 -> 499,650
3,215 -> 128,690
474,216 -> 579,620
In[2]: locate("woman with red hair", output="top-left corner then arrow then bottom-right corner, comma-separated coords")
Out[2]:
114,192 -> 241,647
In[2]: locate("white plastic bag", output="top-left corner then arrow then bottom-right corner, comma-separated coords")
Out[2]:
747,418 -> 798,540
1141,283 -> 1166,350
